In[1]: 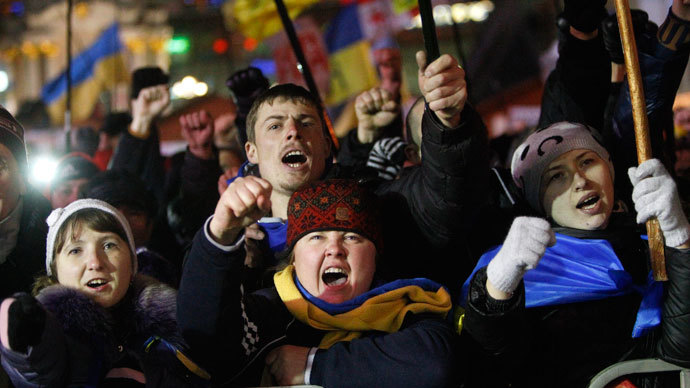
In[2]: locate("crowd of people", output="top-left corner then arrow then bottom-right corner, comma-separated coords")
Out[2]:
0,0 -> 690,386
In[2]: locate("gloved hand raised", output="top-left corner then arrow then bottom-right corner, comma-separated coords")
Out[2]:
628,159 -> 690,248
225,67 -> 270,111
563,0 -> 607,33
0,294 -> 46,353
487,217 -> 556,296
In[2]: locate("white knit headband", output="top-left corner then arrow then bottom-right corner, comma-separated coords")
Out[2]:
45,199 -> 137,276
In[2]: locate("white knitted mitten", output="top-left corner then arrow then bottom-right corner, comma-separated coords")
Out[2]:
487,217 -> 556,294
629,159 -> 690,248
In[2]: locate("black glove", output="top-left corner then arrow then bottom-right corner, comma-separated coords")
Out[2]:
226,67 -> 270,148
602,10 -> 658,64
563,0 -> 607,33
225,67 -> 270,113
7,294 -> 46,353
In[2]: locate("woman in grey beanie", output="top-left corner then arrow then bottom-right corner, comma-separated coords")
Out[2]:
461,121 -> 690,387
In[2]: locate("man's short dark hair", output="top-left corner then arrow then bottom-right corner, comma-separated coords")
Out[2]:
245,83 -> 322,143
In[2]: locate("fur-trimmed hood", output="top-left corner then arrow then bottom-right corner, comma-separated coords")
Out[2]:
36,274 -> 183,356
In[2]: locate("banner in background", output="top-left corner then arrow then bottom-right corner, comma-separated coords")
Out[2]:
324,4 -> 378,105
41,23 -> 128,124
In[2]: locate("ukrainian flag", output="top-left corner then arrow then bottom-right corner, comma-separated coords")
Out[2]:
231,0 -> 320,41
325,5 -> 379,106
42,23 -> 128,124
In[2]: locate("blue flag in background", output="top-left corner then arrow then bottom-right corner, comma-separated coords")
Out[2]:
324,4 -> 378,105
42,23 -> 128,124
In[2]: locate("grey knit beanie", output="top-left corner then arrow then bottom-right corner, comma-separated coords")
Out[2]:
510,121 -> 614,214
45,199 -> 137,276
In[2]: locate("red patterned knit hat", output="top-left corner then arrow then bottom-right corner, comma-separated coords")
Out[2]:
286,179 -> 382,253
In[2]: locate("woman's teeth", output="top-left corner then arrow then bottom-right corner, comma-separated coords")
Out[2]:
87,279 -> 107,288
322,268 -> 348,286
577,195 -> 600,210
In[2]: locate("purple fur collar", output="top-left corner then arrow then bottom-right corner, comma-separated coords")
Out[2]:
36,274 -> 183,350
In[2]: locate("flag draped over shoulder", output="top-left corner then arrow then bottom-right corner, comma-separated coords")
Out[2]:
324,4 -> 378,105
459,233 -> 663,338
42,23 -> 128,124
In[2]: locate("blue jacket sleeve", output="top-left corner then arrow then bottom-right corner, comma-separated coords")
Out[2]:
309,315 -> 457,388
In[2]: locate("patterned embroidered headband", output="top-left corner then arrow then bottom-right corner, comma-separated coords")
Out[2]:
286,179 -> 382,253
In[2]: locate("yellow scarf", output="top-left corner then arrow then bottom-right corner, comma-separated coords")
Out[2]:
274,265 -> 452,349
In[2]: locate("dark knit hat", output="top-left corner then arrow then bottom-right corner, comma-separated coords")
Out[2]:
510,121 -> 614,214
131,67 -> 169,99
0,106 -> 27,175
51,152 -> 100,190
286,179 -> 382,253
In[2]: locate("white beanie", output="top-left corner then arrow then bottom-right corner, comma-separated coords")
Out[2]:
45,199 -> 137,276
511,121 -> 614,214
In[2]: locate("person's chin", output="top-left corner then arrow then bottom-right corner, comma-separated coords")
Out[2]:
283,175 -> 314,192
579,214 -> 609,230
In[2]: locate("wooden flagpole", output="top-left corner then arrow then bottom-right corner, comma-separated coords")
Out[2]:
614,0 -> 667,281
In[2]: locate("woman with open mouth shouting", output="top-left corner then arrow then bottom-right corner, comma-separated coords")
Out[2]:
0,199 -> 209,387
178,178 -> 457,387
461,121 -> 690,388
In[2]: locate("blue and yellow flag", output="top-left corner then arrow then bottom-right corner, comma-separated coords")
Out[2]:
231,0 -> 320,41
324,4 -> 379,105
42,23 -> 128,124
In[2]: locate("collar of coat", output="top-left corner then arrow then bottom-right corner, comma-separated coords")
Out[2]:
36,274 -> 183,353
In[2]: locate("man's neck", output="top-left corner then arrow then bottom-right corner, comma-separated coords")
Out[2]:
270,190 -> 291,220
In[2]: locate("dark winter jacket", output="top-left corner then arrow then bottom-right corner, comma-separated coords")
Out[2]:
370,105 -> 490,288
611,8 -> 690,197
538,31 -> 611,133
0,187 -> 51,299
108,128 -> 187,270
167,148 -> 223,248
177,227 -> 458,388
1,275 -> 209,388
462,216 -> 690,388
110,127 -> 167,212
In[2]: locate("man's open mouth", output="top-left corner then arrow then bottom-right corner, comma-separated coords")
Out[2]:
576,194 -> 600,210
282,150 -> 307,168
322,267 -> 348,286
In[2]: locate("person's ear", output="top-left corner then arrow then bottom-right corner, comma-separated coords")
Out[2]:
246,142 -> 258,164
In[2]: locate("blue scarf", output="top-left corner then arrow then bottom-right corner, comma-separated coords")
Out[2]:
257,218 -> 288,255
460,233 -> 663,338
295,275 -> 449,315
